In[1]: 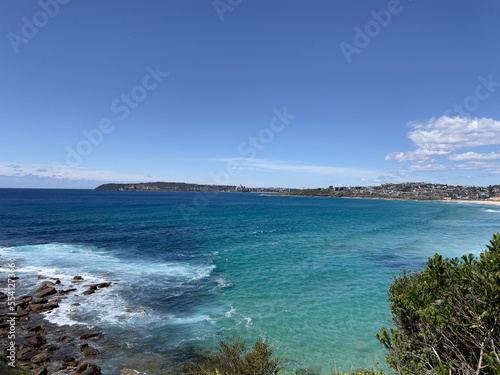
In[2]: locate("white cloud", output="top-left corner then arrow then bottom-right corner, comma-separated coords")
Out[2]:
386,116 -> 500,174
448,151 -> 500,161
0,163 -> 158,183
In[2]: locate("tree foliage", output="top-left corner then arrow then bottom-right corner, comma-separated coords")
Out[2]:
377,233 -> 500,374
183,338 -> 282,375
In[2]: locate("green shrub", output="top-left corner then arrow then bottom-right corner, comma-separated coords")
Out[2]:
377,233 -> 500,374
183,338 -> 281,375
333,370 -> 385,375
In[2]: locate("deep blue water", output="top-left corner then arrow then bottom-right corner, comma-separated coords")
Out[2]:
1,189 -> 499,374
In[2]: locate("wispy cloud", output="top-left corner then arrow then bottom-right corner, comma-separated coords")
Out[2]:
0,163 -> 157,183
214,158 -> 380,178
386,116 -> 500,174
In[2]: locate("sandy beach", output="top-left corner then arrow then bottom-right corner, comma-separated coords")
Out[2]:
444,200 -> 500,206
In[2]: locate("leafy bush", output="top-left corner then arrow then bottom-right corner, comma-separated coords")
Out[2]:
183,338 -> 281,375
377,233 -> 500,374
333,370 -> 385,375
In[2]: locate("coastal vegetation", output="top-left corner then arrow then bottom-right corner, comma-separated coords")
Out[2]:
0,356 -> 34,375
377,233 -> 500,374
183,338 -> 281,375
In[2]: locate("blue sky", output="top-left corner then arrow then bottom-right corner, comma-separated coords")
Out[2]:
2,0 -> 500,188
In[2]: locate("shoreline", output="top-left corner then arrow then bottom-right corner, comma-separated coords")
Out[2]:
277,194 -> 500,206
443,199 -> 500,206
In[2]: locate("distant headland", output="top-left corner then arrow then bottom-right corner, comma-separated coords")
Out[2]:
94,182 -> 500,203
94,182 -> 280,193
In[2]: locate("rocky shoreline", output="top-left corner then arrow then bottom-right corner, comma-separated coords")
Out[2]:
0,275 -> 133,375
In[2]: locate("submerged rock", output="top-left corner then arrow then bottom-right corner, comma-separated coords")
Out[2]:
32,297 -> 49,304
120,369 -> 141,375
59,288 -> 77,294
75,363 -> 102,375
36,287 -> 57,298
30,304 -> 44,312
29,324 -> 45,333
80,343 -> 100,356
58,334 -> 70,342
80,332 -> 102,340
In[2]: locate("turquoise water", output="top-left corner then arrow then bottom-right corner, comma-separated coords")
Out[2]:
1,189 -> 499,374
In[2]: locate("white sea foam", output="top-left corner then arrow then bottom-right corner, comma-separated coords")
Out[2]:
169,314 -> 212,325
214,275 -> 231,289
1,243 -> 215,328
225,305 -> 236,317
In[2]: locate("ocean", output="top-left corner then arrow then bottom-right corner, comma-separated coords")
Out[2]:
1,188 -> 499,374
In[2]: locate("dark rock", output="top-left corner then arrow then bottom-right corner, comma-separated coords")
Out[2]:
32,297 -> 48,304
72,303 -> 81,306
31,352 -> 50,364
62,360 -> 79,368
24,335 -> 46,348
32,366 -> 48,375
0,292 -> 7,299
75,363 -> 102,375
80,332 -> 102,340
17,361 -> 33,369
45,344 -> 58,352
98,282 -> 112,288
30,304 -> 44,312
73,276 -> 84,281
20,295 -> 32,302
54,279 -> 61,284
15,300 -> 29,309
29,324 -> 45,333
43,302 -> 59,310
83,289 -> 95,295
62,356 -> 79,368
80,343 -> 100,356
36,287 -> 57,298
15,309 -> 29,317
40,281 -> 55,289
59,288 -> 77,294
17,347 -> 38,361
58,334 -> 69,342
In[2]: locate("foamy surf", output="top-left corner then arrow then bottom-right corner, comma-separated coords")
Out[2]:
1,243 -> 216,329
